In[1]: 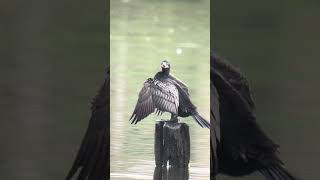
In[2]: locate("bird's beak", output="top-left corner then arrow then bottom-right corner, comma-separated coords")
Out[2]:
161,63 -> 169,68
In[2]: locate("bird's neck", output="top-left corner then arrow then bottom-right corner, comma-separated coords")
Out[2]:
161,68 -> 170,75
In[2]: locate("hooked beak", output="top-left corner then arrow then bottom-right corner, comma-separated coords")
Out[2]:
161,62 -> 169,69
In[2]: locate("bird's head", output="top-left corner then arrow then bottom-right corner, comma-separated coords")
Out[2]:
161,60 -> 170,69
160,60 -> 170,74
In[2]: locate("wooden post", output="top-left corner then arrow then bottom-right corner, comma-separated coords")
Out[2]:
155,120 -> 190,167
155,121 -> 165,166
153,166 -> 189,180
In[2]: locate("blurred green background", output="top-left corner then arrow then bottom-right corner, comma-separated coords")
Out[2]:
0,0 -> 106,179
213,1 -> 320,180
1,0 -> 319,180
110,0 -> 210,180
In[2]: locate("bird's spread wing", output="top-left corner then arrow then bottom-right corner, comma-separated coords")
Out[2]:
211,52 -> 255,109
211,53 -> 280,168
168,74 -> 190,96
210,69 -> 221,176
211,82 -> 220,139
130,78 -> 179,124
66,69 -> 109,180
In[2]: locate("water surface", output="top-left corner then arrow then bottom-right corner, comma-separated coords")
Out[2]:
110,0 -> 210,179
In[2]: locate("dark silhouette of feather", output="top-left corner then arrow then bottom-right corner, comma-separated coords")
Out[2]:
211,52 -> 297,180
211,52 -> 255,109
65,69 -> 109,180
211,82 -> 220,176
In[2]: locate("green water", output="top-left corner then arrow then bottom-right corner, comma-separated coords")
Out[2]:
110,0 -> 210,179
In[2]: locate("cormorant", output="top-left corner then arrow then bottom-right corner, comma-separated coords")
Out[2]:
211,52 -> 296,180
65,69 -> 109,180
130,60 -> 210,128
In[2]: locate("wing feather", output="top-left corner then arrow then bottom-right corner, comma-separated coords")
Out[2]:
211,52 -> 255,109
211,52 -> 282,175
130,78 -> 179,124
168,74 -> 190,96
65,69 -> 109,180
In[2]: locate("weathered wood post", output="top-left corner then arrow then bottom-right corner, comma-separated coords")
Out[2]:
153,166 -> 189,180
154,119 -> 190,167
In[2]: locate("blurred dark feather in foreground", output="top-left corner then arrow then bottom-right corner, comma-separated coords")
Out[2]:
211,52 -> 297,180
66,68 -> 109,180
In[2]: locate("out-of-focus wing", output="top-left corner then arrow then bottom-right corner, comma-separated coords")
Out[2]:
211,52 -> 255,109
211,53 -> 280,173
130,78 -> 179,124
210,81 -> 220,176
211,82 -> 220,140
65,69 -> 109,180
212,52 -> 297,179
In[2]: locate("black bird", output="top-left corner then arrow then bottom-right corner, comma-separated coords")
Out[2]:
211,52 -> 297,180
66,69 -> 109,180
130,60 -> 210,128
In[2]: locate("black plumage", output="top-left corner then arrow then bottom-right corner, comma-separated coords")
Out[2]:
130,60 -> 210,128
211,52 -> 297,180
65,69 -> 109,180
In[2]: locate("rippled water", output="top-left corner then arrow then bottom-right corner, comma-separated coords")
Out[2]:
110,0 -> 210,179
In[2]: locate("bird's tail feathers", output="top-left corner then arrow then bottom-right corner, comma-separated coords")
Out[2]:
192,113 -> 210,128
260,165 -> 297,180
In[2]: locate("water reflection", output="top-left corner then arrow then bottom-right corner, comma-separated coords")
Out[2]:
153,166 -> 189,180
